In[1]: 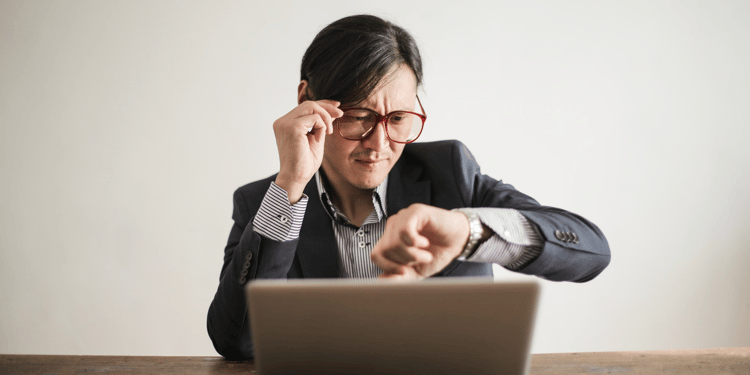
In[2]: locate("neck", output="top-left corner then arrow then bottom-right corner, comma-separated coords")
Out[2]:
330,184 -> 374,228
320,169 -> 377,227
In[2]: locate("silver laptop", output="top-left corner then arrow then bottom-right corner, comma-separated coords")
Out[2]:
246,278 -> 539,375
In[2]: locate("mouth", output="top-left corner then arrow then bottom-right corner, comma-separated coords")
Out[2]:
355,159 -> 386,167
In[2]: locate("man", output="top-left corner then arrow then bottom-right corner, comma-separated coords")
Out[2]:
207,14 -> 610,360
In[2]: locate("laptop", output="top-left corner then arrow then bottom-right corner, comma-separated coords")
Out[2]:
246,278 -> 539,375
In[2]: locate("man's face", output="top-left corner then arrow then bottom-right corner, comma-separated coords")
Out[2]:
321,65 -> 418,195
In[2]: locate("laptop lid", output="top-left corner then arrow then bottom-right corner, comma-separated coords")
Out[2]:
247,278 -> 539,375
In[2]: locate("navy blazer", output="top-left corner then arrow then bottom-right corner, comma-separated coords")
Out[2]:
207,140 -> 610,359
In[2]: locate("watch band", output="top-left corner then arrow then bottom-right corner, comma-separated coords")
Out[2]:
456,208 -> 483,261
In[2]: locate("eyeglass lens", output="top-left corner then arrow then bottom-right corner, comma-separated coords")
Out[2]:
336,109 -> 422,143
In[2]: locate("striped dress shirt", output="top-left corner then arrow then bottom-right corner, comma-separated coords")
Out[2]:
252,171 -> 542,278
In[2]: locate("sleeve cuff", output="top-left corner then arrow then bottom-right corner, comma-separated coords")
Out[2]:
462,208 -> 543,269
252,182 -> 308,241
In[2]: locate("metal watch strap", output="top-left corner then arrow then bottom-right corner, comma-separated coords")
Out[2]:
456,208 -> 483,261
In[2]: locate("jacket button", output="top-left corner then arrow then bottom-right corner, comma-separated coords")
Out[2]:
571,233 -> 579,243
555,230 -> 565,241
246,252 -> 253,261
239,276 -> 246,284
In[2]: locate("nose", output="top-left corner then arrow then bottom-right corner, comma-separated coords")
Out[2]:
361,118 -> 390,151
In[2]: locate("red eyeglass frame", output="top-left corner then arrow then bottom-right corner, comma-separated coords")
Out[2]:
336,96 -> 427,144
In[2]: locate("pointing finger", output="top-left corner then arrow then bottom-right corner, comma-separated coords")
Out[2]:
372,249 -> 407,273
316,101 -> 343,134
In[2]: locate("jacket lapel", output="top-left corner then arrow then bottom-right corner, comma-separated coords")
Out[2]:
386,158 -> 431,216
296,180 -> 339,278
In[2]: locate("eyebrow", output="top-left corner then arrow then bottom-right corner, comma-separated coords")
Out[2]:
342,104 -> 413,114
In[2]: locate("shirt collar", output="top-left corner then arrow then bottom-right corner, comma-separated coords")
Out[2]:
315,169 -> 388,225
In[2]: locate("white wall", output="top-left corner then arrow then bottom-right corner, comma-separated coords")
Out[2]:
1,0 -> 748,356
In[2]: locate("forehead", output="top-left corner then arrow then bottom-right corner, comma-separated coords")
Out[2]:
354,65 -> 418,111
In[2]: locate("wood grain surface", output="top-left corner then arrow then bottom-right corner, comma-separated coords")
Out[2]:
1,348 -> 748,374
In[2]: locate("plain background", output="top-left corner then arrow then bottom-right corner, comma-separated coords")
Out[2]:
1,0 -> 749,356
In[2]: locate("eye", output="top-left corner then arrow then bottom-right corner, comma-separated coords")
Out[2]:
342,109 -> 375,123
389,112 -> 409,124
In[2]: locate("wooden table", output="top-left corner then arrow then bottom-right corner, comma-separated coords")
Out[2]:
1,348 -> 748,374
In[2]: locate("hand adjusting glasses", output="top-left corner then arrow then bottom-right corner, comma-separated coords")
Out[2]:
334,96 -> 426,144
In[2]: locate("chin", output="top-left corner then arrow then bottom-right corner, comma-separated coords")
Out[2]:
352,180 -> 381,190
351,174 -> 386,190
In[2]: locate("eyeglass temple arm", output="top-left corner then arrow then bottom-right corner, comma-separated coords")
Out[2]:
417,95 -> 426,118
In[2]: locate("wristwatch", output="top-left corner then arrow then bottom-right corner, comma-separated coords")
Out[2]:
456,208 -> 483,261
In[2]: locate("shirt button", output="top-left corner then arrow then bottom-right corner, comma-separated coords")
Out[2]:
278,215 -> 289,224
357,230 -> 365,237
358,242 -> 366,249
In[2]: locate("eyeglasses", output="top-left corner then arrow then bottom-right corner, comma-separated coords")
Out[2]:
335,96 -> 427,144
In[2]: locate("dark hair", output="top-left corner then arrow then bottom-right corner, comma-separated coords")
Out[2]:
300,14 -> 423,105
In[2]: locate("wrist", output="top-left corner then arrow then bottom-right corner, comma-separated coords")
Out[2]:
274,175 -> 306,204
454,208 -> 492,261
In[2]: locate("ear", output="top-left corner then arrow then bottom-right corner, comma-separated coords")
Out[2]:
297,80 -> 309,104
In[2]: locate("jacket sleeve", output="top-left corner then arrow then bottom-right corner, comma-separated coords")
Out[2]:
451,141 -> 611,282
206,184 -> 300,360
